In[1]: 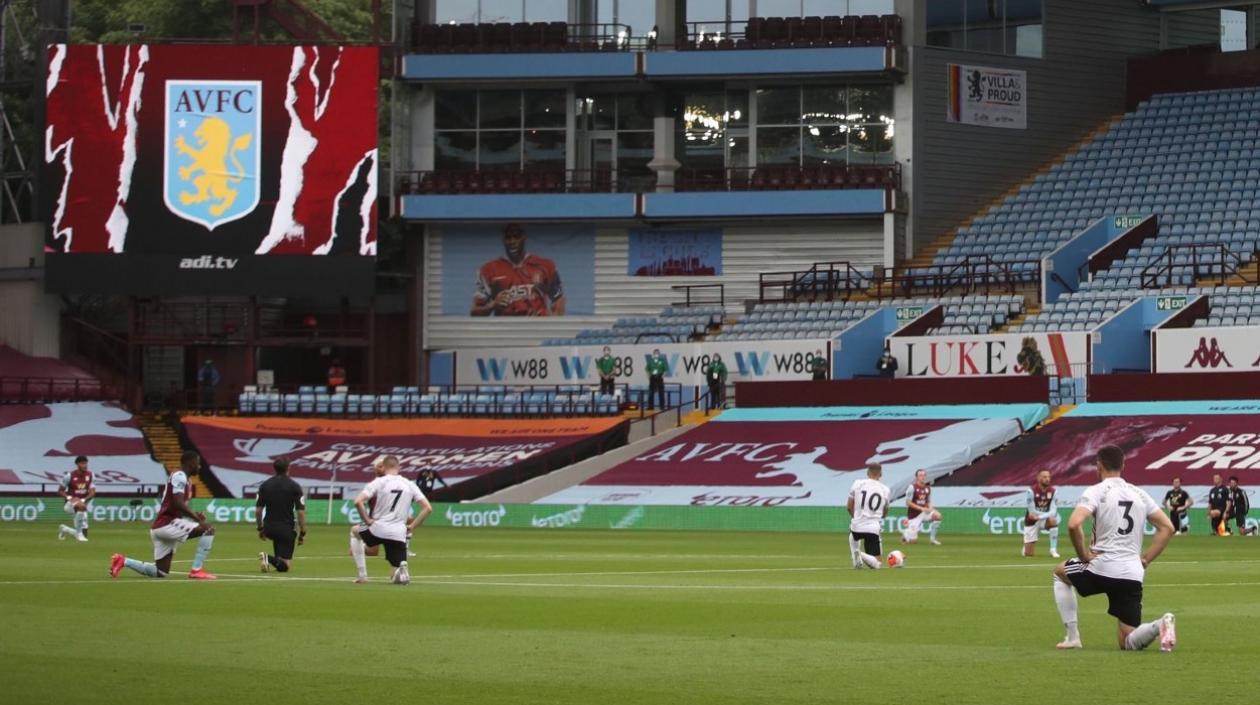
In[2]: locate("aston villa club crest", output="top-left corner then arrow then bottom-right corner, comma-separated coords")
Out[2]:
164,80 -> 261,230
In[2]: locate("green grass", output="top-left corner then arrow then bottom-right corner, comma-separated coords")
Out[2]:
1,525 -> 1257,704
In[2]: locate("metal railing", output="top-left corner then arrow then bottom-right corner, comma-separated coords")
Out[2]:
0,376 -> 119,403
871,256 -> 1041,301
398,168 -> 650,195
759,261 -> 871,303
674,164 -> 899,192
671,283 -> 725,308
1140,243 -> 1260,289
678,14 -> 901,50
410,21 -> 643,53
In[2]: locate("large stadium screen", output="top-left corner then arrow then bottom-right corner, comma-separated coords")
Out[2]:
43,44 -> 378,295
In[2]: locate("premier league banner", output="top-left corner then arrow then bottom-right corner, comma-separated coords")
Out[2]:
537,404 -> 1049,506
43,44 -> 378,295
936,401 -> 1260,506
181,415 -> 628,499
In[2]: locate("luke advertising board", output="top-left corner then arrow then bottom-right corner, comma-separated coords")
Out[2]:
888,332 -> 1088,378
454,339 -> 831,387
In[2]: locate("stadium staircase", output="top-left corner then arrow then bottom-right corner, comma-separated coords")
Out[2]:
138,411 -> 213,498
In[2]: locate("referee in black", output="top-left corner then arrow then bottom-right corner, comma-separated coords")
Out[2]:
256,457 -> 307,573
417,468 -> 448,496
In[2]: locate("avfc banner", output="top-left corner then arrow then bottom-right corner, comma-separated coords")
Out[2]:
537,404 -> 1046,506
454,339 -> 831,387
946,63 -> 1027,130
888,332 -> 1089,378
1153,326 -> 1260,373
44,44 -> 378,296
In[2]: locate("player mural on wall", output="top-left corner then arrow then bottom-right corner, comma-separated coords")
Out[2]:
471,223 -> 566,316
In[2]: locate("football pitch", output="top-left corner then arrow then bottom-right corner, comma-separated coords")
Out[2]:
1,526 -> 1257,705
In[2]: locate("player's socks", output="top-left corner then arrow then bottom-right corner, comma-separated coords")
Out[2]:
74,511 -> 88,536
859,552 -> 882,570
58,524 -> 76,540
929,520 -> 941,544
846,535 -> 862,568
190,534 -> 214,570
1048,530 -> 1059,556
1123,619 -> 1162,651
350,535 -> 368,578
123,557 -> 162,578
1052,579 -> 1080,646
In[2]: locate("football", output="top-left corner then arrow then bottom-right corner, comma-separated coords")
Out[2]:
887,550 -> 906,568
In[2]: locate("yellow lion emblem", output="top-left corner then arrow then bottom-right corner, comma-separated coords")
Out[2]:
174,117 -> 253,217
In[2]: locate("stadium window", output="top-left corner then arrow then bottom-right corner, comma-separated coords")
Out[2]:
433,89 -> 568,171
435,0 -> 568,24
926,0 -> 1043,58
1221,9 -> 1247,52
596,0 -> 655,38
576,93 -> 656,190
678,91 -> 748,174
749,84 -> 893,167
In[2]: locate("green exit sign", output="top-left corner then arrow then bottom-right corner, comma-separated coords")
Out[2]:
896,306 -> 924,321
1157,296 -> 1187,311
1114,215 -> 1144,229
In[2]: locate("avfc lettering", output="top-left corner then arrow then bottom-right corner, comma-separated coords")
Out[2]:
171,88 -> 256,115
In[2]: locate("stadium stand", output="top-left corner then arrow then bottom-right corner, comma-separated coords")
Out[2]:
920,87 -> 1260,293
236,384 -> 623,418
712,294 -> 1023,340
543,305 -> 725,346
681,14 -> 902,50
399,163 -> 899,196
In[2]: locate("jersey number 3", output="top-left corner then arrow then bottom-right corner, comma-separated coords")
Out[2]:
1117,500 -> 1135,535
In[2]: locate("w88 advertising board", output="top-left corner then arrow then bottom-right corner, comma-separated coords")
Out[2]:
454,339 -> 832,387
43,44 -> 378,295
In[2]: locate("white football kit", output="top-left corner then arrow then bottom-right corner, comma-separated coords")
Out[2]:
357,474 -> 425,542
1076,477 -> 1160,582
848,478 -> 890,534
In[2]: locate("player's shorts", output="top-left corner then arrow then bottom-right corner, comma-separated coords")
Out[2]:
63,499 -> 89,513
850,531 -> 881,557
150,518 -> 198,561
357,528 -> 407,567
1063,558 -> 1144,627
1022,515 -> 1056,543
263,523 -> 297,560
